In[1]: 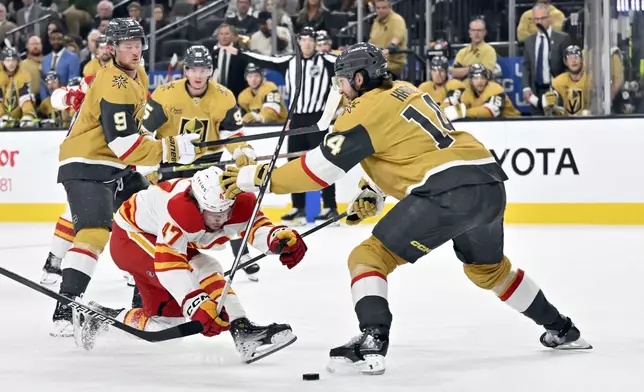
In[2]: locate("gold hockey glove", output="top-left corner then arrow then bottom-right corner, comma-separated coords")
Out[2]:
345,178 -> 385,225
232,145 -> 257,167
220,164 -> 268,199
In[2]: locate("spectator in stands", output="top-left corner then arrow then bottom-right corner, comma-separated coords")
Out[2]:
226,0 -> 264,16
97,17 -> 111,35
264,0 -> 294,33
41,19 -> 66,55
250,11 -> 292,55
82,35 -> 110,76
295,0 -> 329,33
444,64 -> 520,121
0,48 -> 38,129
522,3 -> 570,115
62,0 -> 94,39
65,40 -> 80,55
16,0 -> 56,38
95,1 -> 114,25
0,4 -> 17,47
226,0 -> 260,36
152,5 -> 170,31
369,0 -> 407,79
40,29 -> 80,101
21,36 -> 43,103
212,24 -> 248,97
452,18 -> 497,80
128,2 -> 149,34
79,29 -> 100,67
517,0 -> 564,42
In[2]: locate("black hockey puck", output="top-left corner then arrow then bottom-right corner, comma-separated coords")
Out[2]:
302,373 -> 320,381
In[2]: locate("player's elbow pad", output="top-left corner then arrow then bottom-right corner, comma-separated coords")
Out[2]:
50,88 -> 70,111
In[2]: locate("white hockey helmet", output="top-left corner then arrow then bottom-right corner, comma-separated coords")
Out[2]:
190,167 -> 235,212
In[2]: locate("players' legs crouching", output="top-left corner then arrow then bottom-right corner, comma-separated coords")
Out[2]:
328,182 -> 590,375
79,225 -> 296,361
40,206 -> 74,285
51,180 -> 115,337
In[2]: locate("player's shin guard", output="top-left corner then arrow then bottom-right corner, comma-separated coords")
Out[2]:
60,227 -> 109,296
351,271 -> 392,335
41,215 -> 75,284
200,273 -> 246,320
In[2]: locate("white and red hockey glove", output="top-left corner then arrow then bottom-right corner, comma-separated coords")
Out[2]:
268,226 -> 307,269
182,289 -> 229,337
65,88 -> 86,112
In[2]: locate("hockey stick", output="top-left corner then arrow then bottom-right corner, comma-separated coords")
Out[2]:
0,266 -> 204,342
195,124 -> 328,149
158,150 -> 307,174
223,211 -> 349,277
215,43 -> 305,314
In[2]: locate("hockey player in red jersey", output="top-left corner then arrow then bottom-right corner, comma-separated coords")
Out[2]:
78,167 -> 306,362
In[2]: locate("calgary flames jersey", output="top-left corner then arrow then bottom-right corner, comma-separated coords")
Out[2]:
418,79 -> 466,108
237,81 -> 287,124
460,81 -> 520,118
0,67 -> 36,119
114,178 -> 275,303
552,71 -> 590,116
58,63 -> 160,183
269,81 -> 507,201
143,79 -> 246,156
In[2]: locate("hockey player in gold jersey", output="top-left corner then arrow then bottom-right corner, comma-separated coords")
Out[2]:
51,18 -> 200,337
543,45 -> 590,116
38,72 -> 73,128
221,42 -> 591,374
143,45 -> 262,282
237,63 -> 287,124
0,47 -> 37,128
417,56 -> 466,108
443,63 -> 520,121
82,35 -> 112,77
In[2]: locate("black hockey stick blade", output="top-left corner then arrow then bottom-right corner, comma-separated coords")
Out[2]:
0,266 -> 203,342
224,211 -> 349,276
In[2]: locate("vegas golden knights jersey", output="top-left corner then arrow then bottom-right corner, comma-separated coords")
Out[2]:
38,96 -> 72,127
83,58 -> 112,77
417,79 -> 466,108
460,81 -> 520,118
268,81 -> 507,201
0,67 -> 36,119
552,71 -> 590,116
58,62 -> 160,182
237,81 -> 287,124
143,79 -> 246,157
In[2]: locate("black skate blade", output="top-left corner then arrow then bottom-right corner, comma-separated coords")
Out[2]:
244,335 -> 297,364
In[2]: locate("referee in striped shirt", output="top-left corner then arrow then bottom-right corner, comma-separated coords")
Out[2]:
219,27 -> 339,226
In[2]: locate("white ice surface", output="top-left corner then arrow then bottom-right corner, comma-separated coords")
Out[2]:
1,223 -> 643,392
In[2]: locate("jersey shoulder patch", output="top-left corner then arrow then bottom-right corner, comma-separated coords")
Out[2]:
167,190 -> 206,234
226,192 -> 257,225
484,81 -> 505,96
91,64 -> 136,104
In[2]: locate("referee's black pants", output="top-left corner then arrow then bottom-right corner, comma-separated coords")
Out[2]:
287,112 -> 337,210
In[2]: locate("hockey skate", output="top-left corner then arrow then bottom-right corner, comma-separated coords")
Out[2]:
40,252 -> 62,285
74,301 -> 124,350
229,317 -> 297,364
327,327 -> 389,375
315,208 -> 340,226
280,208 -> 307,226
50,294 -> 78,337
540,316 -> 592,350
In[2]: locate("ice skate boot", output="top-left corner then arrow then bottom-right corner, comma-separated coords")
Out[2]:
327,327 -> 389,375
40,252 -> 62,285
75,301 -> 124,351
540,316 -> 592,350
280,208 -> 307,226
243,258 -> 260,282
229,317 -> 297,364
315,208 -> 340,225
50,293 -> 78,337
